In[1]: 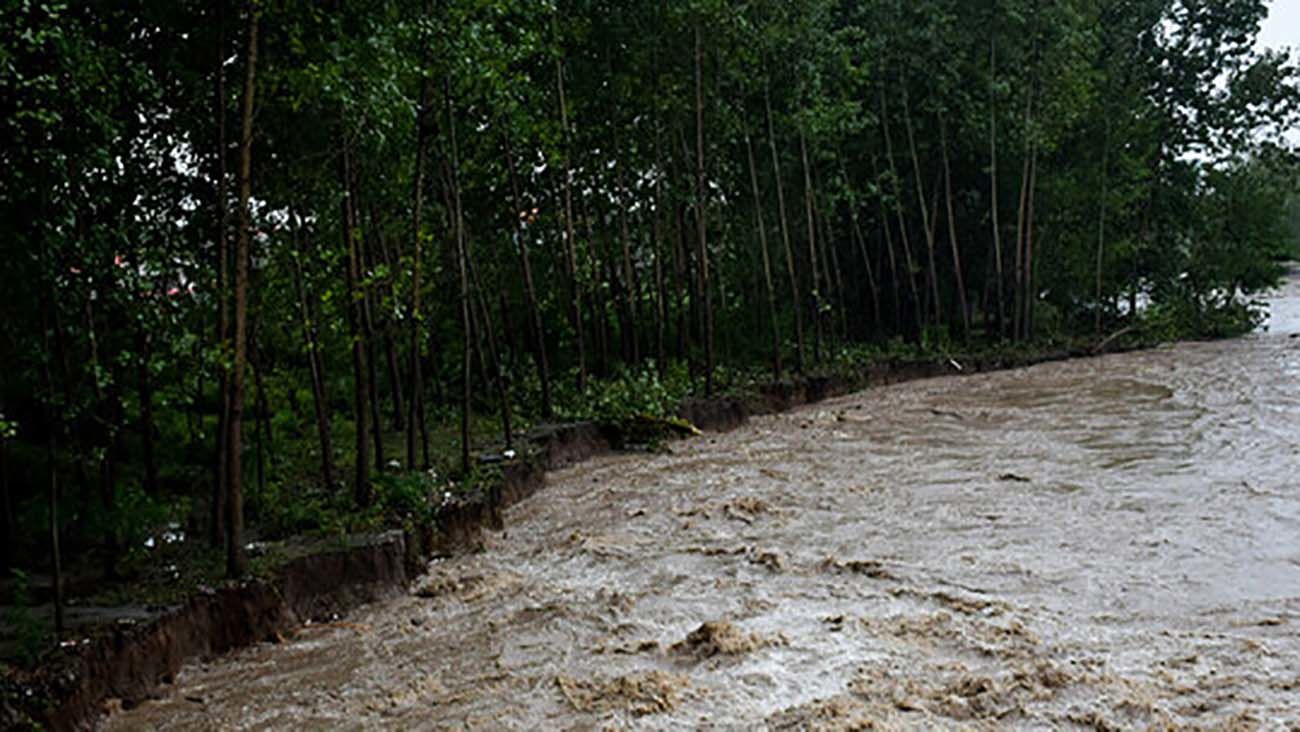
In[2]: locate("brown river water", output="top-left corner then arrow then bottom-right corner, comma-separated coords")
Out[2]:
111,277 -> 1300,730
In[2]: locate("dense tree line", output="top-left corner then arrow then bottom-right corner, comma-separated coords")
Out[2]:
1,0 -> 1296,632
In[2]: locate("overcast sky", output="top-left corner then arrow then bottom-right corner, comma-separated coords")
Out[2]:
1258,1 -> 1299,144
1258,0 -> 1300,53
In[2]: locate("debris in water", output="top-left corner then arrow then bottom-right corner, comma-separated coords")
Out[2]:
414,569 -> 480,598
751,550 -> 785,572
823,557 -> 897,581
554,671 -> 687,716
593,638 -> 660,655
821,615 -> 847,632
930,407 -> 965,419
767,695 -> 877,730
671,621 -> 785,658
998,473 -> 1032,483
684,544 -> 749,557
724,496 -> 772,524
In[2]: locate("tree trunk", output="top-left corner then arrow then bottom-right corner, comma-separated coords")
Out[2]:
582,202 -> 612,378
1023,152 -> 1039,339
746,131 -> 783,379
615,164 -> 640,366
819,196 -> 849,343
0,429 -> 10,573
902,84 -> 941,329
406,10 -> 433,470
446,82 -> 473,475
1095,119 -> 1111,334
1013,154 -> 1030,341
880,90 -> 922,340
694,22 -> 714,396
84,296 -> 120,580
251,331 -> 269,498
988,36 -> 1007,339
799,131 -> 824,362
358,196 -> 387,475
502,134 -> 553,419
289,219 -> 335,489
340,133 -> 371,507
554,48 -> 586,393
225,1 -> 257,578
672,199 -> 688,363
366,203 -> 406,433
39,281 -> 63,638
468,256 -> 513,449
841,157 -> 881,333
870,155 -> 903,334
1015,0 -> 1042,342
137,330 -> 159,495
48,437 -> 63,639
765,83 -> 805,372
212,0 -> 230,550
652,137 -> 669,378
939,116 -> 970,338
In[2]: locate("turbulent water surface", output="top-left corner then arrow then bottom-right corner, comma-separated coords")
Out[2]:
111,278 -> 1300,730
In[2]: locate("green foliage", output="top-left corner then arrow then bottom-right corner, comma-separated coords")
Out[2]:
2,571 -> 49,668
558,362 -> 694,424
1138,294 -> 1267,343
371,471 -> 440,526
250,482 -> 346,541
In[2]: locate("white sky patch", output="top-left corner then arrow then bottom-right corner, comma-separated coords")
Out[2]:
1258,0 -> 1300,144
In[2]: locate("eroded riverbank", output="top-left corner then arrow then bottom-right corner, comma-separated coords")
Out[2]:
110,278 -> 1300,730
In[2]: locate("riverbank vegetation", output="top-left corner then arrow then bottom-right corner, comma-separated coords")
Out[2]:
1,0 -> 1298,662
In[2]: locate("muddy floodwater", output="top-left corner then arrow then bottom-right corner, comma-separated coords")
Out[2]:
112,279 -> 1300,730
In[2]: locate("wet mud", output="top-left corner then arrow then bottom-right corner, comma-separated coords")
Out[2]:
110,277 -> 1300,730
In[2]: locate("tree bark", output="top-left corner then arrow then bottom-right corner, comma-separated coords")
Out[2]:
902,84 -> 941,329
137,330 -> 159,495
356,194 -> 386,474
212,0 -> 230,550
502,134 -> 553,419
340,133 -> 371,507
1023,152 -> 1039,339
225,1 -> 257,578
554,47 -> 586,392
694,22 -> 714,396
1095,119 -> 1111,334
365,202 -> 406,433
289,218 -> 336,489
468,254 -> 513,449
988,36 -> 1007,339
765,83 -> 805,372
799,131 -> 824,362
746,131 -> 783,379
406,7 -> 433,469
446,82 -> 473,475
39,277 -> 63,638
841,157 -> 881,333
880,90 -> 923,339
940,115 -> 970,338
870,155 -> 903,333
